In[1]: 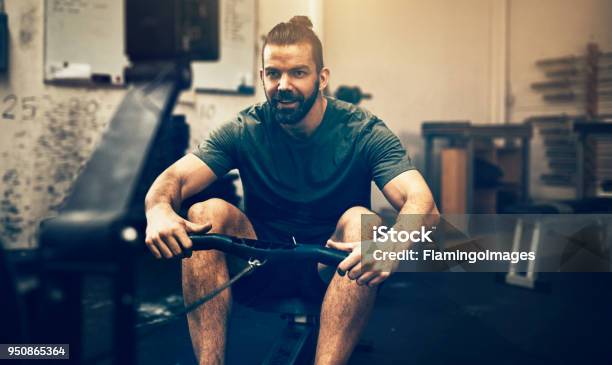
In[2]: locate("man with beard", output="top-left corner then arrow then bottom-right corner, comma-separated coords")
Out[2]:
144,16 -> 438,365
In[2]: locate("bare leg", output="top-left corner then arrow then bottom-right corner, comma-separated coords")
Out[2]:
315,207 -> 381,365
182,198 -> 257,365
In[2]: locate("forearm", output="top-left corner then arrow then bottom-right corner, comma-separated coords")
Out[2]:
397,195 -> 438,215
392,195 -> 439,237
145,169 -> 184,214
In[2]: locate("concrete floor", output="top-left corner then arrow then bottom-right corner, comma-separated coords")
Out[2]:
100,253 -> 612,365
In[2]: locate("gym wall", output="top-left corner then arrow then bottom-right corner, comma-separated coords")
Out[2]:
325,0 -> 612,132
0,0 -> 127,249
326,0 -> 496,134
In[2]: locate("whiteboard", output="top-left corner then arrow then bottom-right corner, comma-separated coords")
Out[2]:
192,0 -> 257,94
44,0 -> 128,85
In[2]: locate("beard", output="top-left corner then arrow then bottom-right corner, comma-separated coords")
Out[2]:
267,80 -> 320,125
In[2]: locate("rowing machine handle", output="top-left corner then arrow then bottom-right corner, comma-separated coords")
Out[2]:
188,234 -> 348,266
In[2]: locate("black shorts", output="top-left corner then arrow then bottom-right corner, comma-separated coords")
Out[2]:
228,217 -> 336,308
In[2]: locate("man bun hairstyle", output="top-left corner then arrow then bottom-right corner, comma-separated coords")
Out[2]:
288,15 -> 313,28
263,15 -> 324,72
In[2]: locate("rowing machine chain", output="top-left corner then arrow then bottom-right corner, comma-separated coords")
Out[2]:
137,256 -> 267,334
182,256 -> 266,315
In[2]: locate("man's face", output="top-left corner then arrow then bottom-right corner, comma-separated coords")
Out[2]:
261,43 -> 321,125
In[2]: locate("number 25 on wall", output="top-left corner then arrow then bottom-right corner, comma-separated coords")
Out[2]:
2,94 -> 37,121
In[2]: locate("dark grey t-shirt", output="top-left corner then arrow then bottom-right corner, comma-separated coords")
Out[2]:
193,97 -> 414,239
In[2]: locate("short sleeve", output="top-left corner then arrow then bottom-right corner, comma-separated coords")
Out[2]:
361,119 -> 415,189
191,120 -> 241,177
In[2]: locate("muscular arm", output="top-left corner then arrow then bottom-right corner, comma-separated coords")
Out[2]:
145,153 -> 218,213
330,121 -> 439,285
332,170 -> 439,286
382,169 -> 439,219
144,153 -> 218,259
358,169 -> 438,284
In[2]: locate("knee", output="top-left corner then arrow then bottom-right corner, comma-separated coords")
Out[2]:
334,206 -> 382,242
187,198 -> 236,226
337,206 -> 379,229
187,198 -> 253,236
